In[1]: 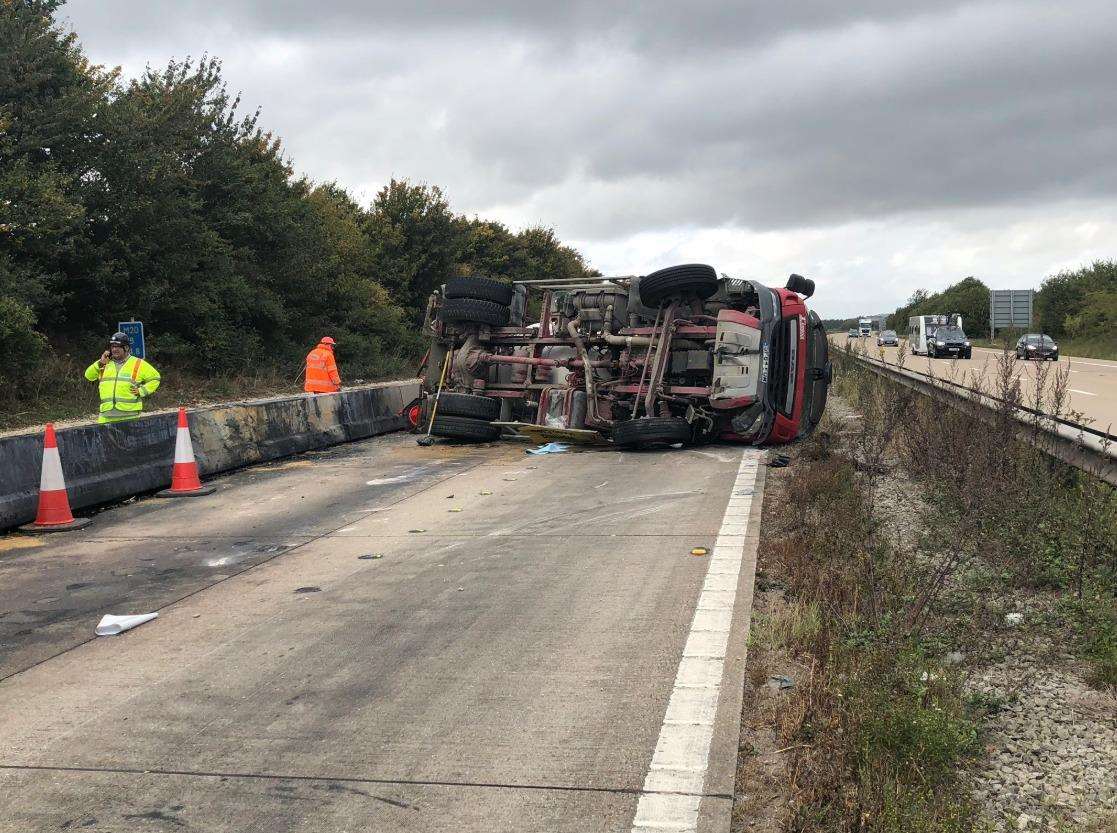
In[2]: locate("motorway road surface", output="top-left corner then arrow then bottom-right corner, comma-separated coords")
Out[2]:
833,335 -> 1117,433
0,432 -> 764,832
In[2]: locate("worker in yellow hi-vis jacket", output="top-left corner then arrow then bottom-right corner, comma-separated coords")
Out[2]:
84,331 -> 162,423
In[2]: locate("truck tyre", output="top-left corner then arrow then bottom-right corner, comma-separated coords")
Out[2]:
612,417 -> 692,449
429,414 -> 501,442
432,392 -> 500,421
444,276 -> 515,306
438,297 -> 510,327
785,273 -> 815,298
639,264 -> 719,307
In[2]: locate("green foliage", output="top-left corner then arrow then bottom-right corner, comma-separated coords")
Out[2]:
836,350 -> 1117,687
0,2 -> 593,423
1036,260 -> 1117,339
365,181 -> 593,324
364,179 -> 461,322
886,278 -> 990,335
1063,591 -> 1117,688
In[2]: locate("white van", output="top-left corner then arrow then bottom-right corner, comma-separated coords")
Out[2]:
908,314 -> 969,357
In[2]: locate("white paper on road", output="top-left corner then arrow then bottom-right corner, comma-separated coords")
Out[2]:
95,612 -> 159,636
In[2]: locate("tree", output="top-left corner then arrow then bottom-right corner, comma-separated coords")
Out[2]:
1,1 -> 594,420
887,279 -> 989,335
364,179 -> 462,322
0,0 -> 115,375
1036,260 -> 1117,338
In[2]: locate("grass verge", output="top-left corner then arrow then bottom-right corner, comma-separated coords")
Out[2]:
740,427 -> 985,833
736,344 -> 1115,831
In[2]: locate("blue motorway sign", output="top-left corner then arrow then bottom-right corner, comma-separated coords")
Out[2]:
118,320 -> 145,359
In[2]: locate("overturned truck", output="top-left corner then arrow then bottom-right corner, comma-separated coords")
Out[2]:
412,264 -> 831,449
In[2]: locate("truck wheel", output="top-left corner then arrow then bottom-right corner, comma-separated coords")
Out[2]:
785,273 -> 815,298
612,417 -> 692,449
429,414 -> 501,442
432,392 -> 500,421
438,297 -> 510,327
444,276 -> 515,306
638,264 -> 719,307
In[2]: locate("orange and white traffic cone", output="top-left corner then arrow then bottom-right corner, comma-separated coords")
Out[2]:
156,408 -> 215,498
19,424 -> 91,533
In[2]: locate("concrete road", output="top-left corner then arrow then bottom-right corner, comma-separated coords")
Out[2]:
0,432 -> 764,832
834,334 -> 1117,433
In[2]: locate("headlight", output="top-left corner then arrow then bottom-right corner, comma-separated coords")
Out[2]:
1051,344 -> 1058,350
1027,345 -> 1036,350
964,341 -> 970,347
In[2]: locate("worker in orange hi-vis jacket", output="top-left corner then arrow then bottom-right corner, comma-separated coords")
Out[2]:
304,337 -> 342,394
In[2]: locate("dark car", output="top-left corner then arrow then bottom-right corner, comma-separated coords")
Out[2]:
1015,333 -> 1059,361
928,326 -> 971,359
877,329 -> 898,346
847,328 -> 859,338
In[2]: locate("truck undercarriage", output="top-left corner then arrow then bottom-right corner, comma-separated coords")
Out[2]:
414,264 -> 831,449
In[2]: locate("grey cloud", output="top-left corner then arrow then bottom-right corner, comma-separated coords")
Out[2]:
65,1 -> 968,54
62,0 -> 1117,244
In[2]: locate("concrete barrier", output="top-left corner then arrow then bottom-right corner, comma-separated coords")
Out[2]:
0,380 -> 420,530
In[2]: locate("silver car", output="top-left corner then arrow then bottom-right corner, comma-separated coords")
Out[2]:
876,329 -> 899,346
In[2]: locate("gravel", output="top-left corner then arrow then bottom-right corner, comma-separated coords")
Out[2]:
968,652 -> 1116,830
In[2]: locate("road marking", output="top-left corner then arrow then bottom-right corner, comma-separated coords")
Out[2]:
973,347 -> 1116,369
630,450 -> 760,833
1068,388 -> 1098,397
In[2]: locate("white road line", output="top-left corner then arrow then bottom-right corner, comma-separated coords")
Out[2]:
630,450 -> 760,833
1068,388 -> 1098,397
973,347 -> 1116,369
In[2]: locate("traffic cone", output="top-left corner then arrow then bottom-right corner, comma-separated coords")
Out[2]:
156,408 -> 215,498
18,424 -> 92,533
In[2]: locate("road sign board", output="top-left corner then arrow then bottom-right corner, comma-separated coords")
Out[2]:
118,321 -> 145,359
989,290 -> 1033,337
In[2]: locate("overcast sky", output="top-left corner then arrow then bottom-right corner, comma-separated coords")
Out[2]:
62,1 -> 1117,318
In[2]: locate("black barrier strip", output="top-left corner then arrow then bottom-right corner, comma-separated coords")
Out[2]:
0,447 -> 491,685
0,763 -> 734,801
853,353 -> 1116,442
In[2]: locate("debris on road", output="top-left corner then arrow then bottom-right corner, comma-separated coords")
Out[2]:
526,442 -> 570,455
408,529 -> 426,533
358,554 -> 383,560
691,547 -> 709,557
479,490 -> 493,496
294,586 -> 321,594
448,507 -> 462,512
95,612 -> 158,636
767,675 -> 795,691
767,454 -> 791,468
